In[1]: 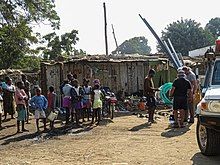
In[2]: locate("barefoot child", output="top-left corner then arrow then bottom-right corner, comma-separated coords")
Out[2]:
91,82 -> 104,125
30,88 -> 48,132
47,86 -> 57,130
70,79 -> 84,126
82,79 -> 92,122
15,81 -> 28,133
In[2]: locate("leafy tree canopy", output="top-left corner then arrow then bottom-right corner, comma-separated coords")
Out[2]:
0,0 -> 60,29
38,30 -> 86,60
160,19 -> 215,55
112,36 -> 151,55
205,17 -> 220,39
0,19 -> 38,69
12,55 -> 41,71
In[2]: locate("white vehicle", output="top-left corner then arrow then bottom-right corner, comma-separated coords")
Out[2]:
196,49 -> 220,155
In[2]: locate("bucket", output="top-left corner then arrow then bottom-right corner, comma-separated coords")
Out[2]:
48,110 -> 58,121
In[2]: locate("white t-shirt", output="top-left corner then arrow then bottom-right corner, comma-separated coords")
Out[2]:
62,84 -> 72,96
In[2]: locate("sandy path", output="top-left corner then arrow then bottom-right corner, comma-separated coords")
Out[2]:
0,112 -> 220,165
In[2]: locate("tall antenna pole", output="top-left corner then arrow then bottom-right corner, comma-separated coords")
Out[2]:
103,2 -> 108,55
111,24 -> 119,54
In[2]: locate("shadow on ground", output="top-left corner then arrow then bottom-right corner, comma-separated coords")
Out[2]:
0,117 -> 114,146
161,123 -> 192,138
129,122 -> 151,132
191,152 -> 220,165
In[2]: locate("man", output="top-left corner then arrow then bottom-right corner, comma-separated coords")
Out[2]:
144,69 -> 159,124
21,74 -> 31,124
170,70 -> 192,128
182,66 -> 197,123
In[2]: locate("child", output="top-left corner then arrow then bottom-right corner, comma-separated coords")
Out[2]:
70,79 -> 84,126
62,80 -> 73,125
29,88 -> 48,132
91,81 -> 104,125
47,86 -> 57,130
82,79 -> 92,122
15,81 -> 28,133
0,86 -> 3,129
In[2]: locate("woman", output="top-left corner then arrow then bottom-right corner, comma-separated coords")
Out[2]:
2,77 -> 16,120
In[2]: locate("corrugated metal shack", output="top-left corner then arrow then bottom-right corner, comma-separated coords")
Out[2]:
40,55 -> 176,105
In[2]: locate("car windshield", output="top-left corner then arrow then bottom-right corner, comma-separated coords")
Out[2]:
212,61 -> 220,85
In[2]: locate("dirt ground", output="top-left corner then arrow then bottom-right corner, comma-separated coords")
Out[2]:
0,111 -> 220,165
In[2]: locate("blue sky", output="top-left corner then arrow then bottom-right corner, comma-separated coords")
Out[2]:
34,0 -> 220,55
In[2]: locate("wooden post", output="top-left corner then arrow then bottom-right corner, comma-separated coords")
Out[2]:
103,2 -> 108,55
112,24 -> 119,54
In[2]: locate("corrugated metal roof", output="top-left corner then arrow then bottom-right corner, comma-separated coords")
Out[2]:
42,54 -> 168,65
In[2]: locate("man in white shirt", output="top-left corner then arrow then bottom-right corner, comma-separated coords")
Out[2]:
182,66 -> 197,123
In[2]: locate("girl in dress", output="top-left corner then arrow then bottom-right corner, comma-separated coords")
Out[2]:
91,81 -> 104,125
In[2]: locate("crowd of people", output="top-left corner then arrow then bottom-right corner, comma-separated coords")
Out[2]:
0,66 -> 200,134
0,73 -> 105,133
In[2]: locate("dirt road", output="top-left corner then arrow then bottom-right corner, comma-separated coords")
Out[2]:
0,112 -> 220,165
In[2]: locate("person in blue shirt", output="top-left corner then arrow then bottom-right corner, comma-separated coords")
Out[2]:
29,88 -> 48,132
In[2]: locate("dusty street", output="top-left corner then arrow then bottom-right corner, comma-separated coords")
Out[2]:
0,111 -> 220,165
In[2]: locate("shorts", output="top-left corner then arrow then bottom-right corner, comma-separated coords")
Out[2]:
146,96 -> 156,107
173,96 -> 188,111
16,105 -> 26,121
35,109 -> 46,119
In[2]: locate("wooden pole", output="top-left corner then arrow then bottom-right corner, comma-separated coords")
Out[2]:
111,24 -> 119,54
103,2 -> 108,55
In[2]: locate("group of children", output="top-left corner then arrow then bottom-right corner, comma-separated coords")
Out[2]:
0,74 -> 105,133
61,77 -> 104,127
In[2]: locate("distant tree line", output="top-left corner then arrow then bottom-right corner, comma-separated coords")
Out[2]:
113,18 -> 220,56
0,1 -> 220,69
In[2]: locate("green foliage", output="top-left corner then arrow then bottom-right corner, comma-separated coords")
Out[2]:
0,0 -> 60,29
160,19 -> 215,55
40,30 -> 85,60
112,36 -> 151,55
74,49 -> 86,56
0,0 -> 60,69
205,17 -> 220,39
12,55 -> 41,71
0,20 -> 38,69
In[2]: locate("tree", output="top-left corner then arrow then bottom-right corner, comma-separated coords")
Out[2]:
0,20 -> 38,69
0,0 -> 60,69
12,55 -> 41,71
39,30 -> 85,60
205,17 -> 220,39
0,0 -> 60,29
160,19 -> 215,55
112,36 -> 151,55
